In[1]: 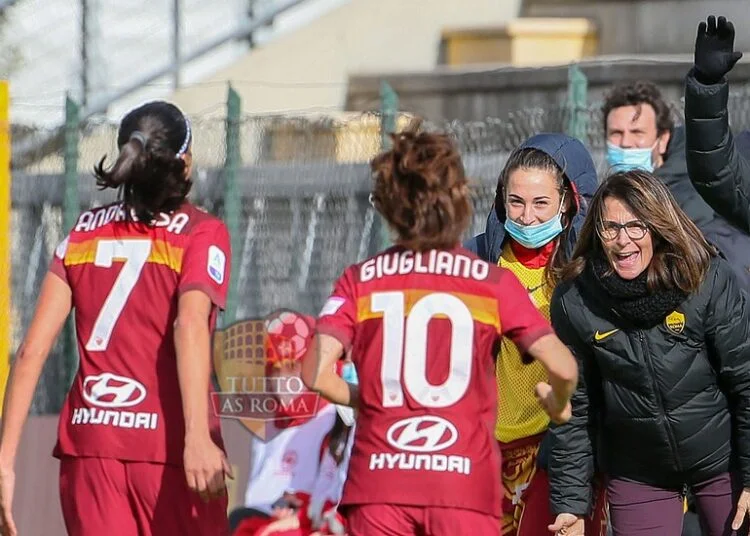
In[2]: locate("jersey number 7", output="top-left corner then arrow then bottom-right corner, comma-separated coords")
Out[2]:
85,239 -> 153,352
372,291 -> 474,409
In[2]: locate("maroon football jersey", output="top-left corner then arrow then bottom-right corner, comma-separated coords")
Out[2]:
49,202 -> 230,465
316,246 -> 552,517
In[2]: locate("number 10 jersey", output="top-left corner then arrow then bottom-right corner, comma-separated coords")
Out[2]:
316,245 -> 553,518
49,201 -> 230,466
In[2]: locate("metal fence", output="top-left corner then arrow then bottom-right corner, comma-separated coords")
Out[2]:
13,67 -> 750,413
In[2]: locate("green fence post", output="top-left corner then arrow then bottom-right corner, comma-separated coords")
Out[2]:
62,95 -> 80,396
223,85 -> 242,325
566,64 -> 589,142
380,81 -> 398,150
378,81 -> 399,250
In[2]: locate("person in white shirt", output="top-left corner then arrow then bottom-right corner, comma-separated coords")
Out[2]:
233,361 -> 358,536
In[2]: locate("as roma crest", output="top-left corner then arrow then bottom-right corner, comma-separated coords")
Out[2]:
211,309 -> 321,441
665,310 -> 685,335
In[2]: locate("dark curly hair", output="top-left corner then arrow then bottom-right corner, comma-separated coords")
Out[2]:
369,131 -> 472,251
601,81 -> 674,136
94,101 -> 193,223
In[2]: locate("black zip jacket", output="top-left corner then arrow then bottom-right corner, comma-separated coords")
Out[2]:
685,68 -> 750,235
658,123 -> 750,291
547,257 -> 750,515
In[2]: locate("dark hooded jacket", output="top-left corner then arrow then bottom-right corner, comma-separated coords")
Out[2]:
464,133 -> 598,264
660,120 -> 750,290
685,68 -> 750,235
655,126 -> 716,229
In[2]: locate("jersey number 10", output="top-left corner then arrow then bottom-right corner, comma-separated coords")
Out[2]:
85,240 -> 153,352
371,291 -> 474,409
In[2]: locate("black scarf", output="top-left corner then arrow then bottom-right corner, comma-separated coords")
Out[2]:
584,254 -> 688,329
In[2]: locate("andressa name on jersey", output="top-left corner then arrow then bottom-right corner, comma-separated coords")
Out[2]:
74,204 -> 190,234
361,250 -> 489,283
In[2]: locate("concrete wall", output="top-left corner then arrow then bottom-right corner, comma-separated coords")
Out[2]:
522,0 -> 750,56
169,0 -> 522,118
346,57 -> 750,124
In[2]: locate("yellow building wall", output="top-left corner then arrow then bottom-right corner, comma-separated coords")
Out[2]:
442,18 -> 598,67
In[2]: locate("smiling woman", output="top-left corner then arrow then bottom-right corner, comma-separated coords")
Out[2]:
548,169 -> 750,536
559,169 -> 714,294
464,133 -> 608,536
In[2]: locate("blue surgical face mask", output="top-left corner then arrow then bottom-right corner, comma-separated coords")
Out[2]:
504,193 -> 565,249
606,142 -> 655,173
342,362 -> 358,385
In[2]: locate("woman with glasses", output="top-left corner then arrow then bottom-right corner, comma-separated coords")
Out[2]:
547,169 -> 750,536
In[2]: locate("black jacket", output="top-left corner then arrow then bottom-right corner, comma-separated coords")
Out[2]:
656,125 -> 717,230
548,257 -> 750,516
663,119 -> 750,290
685,68 -> 750,235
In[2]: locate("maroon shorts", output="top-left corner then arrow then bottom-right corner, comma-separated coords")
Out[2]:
59,456 -> 229,536
345,504 -> 500,536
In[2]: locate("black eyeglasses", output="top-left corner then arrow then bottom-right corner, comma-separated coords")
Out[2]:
598,220 -> 649,241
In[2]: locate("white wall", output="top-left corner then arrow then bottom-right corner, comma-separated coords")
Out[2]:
170,0 -> 523,117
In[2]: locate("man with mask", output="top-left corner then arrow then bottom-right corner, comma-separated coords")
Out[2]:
603,80 -> 750,290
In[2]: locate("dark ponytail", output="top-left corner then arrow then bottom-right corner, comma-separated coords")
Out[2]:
94,101 -> 193,223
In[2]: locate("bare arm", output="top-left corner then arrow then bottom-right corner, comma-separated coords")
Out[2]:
174,290 -> 214,441
526,333 -> 578,408
301,334 -> 359,408
0,273 -> 72,466
174,290 -> 231,498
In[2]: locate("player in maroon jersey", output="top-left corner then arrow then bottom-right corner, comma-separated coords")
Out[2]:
301,130 -> 579,535
0,101 -> 232,536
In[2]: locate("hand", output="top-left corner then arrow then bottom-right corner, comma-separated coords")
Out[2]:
548,513 -> 585,535
183,434 -> 233,502
0,464 -> 16,536
694,15 -> 743,84
732,487 -> 750,530
535,382 -> 572,424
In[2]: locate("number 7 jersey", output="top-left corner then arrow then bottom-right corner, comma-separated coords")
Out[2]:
49,202 -> 230,466
316,245 -> 553,517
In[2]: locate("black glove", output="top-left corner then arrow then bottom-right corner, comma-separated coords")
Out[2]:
694,15 -> 743,84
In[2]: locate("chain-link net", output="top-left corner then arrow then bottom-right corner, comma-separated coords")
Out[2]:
12,94 -> 750,413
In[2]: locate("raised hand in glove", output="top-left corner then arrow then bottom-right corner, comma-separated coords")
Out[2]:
694,15 -> 743,84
